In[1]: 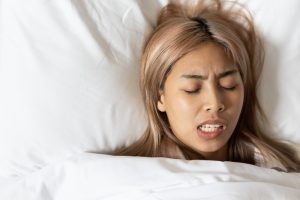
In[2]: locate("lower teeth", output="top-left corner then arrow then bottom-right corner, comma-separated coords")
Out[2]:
201,129 -> 217,132
199,127 -> 221,132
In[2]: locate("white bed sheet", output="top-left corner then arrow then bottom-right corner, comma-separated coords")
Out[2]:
0,0 -> 299,179
0,153 -> 299,200
0,0 -> 300,198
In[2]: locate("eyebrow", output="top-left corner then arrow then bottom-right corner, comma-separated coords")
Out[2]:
181,69 -> 238,80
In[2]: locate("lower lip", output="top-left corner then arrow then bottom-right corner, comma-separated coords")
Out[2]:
197,127 -> 224,139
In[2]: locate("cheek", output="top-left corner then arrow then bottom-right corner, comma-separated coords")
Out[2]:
165,93 -> 197,131
166,92 -> 197,114
237,88 -> 245,110
227,89 -> 244,119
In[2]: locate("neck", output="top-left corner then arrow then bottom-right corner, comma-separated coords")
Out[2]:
200,144 -> 228,161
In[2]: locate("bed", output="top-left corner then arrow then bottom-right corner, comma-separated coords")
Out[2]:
0,0 -> 300,199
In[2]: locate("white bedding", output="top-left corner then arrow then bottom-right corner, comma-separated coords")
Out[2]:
0,153 -> 300,200
1,0 -> 300,199
0,0 -> 300,178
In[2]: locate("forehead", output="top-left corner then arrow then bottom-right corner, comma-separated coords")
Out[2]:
172,42 -> 235,76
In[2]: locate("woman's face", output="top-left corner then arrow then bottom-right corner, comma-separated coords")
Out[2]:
157,42 -> 244,160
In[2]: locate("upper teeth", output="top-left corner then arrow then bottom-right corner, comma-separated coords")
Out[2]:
199,124 -> 224,132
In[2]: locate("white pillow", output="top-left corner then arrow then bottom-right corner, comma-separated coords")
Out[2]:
0,0 -> 168,178
246,0 -> 300,145
0,0 -> 299,178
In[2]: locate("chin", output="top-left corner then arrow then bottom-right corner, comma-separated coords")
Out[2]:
193,141 -> 227,155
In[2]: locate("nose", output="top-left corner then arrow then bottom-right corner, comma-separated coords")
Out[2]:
204,88 -> 225,113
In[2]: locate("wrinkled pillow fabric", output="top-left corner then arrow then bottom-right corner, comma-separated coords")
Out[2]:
0,0 -> 299,178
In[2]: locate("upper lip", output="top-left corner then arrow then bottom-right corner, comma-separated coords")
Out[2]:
198,118 -> 227,128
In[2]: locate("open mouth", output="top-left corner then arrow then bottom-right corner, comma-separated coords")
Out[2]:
196,124 -> 226,139
197,124 -> 225,132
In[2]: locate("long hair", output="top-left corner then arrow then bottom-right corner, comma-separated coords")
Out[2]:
114,0 -> 300,172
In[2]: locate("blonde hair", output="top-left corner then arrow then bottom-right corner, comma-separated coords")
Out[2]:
114,0 -> 300,172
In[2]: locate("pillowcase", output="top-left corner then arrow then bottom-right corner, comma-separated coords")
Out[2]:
246,0 -> 300,146
0,0 -> 299,178
0,0 -> 168,178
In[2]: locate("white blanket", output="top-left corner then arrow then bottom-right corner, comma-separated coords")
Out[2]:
1,153 -> 299,200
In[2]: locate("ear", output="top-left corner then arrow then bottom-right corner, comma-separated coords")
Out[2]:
157,90 -> 166,112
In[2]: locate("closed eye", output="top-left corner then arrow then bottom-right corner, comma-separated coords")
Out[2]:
184,89 -> 200,94
184,85 -> 237,94
223,85 -> 237,91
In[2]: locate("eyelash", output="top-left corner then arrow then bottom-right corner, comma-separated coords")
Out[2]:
185,86 -> 237,94
224,86 -> 237,91
185,89 -> 199,94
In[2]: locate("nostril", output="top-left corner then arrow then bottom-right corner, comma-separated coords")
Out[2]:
219,105 -> 225,111
205,106 -> 224,112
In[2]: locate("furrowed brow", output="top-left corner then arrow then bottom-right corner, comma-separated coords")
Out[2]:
181,69 -> 238,80
181,74 -> 207,80
217,69 -> 238,79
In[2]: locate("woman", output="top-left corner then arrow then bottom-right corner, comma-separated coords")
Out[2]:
114,0 -> 300,172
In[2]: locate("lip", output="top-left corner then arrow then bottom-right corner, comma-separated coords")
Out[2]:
198,118 -> 227,128
197,127 -> 224,139
197,118 -> 227,139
